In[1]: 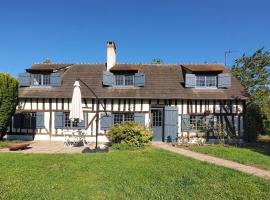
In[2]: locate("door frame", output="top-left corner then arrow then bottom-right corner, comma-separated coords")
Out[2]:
150,105 -> 165,142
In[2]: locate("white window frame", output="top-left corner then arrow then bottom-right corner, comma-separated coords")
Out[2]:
114,74 -> 134,86
32,74 -> 51,86
195,75 -> 217,88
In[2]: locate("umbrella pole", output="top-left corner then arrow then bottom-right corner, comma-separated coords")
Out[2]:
95,99 -> 99,150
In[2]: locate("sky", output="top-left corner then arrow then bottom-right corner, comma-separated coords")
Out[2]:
0,0 -> 270,77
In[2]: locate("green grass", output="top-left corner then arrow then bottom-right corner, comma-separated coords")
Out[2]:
0,148 -> 270,200
188,144 -> 270,170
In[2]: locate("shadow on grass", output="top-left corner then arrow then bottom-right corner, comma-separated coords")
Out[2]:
82,147 -> 109,153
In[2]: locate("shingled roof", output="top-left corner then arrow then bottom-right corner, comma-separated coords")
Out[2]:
19,63 -> 248,100
26,63 -> 73,72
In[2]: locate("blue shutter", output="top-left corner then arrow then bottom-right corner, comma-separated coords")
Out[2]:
134,113 -> 145,126
164,106 -> 178,142
134,72 -> 145,87
50,72 -> 62,86
100,112 -> 113,130
13,113 -> 22,128
218,73 -> 231,88
18,72 -> 30,86
36,112 -> 45,128
185,74 -> 196,88
55,112 -> 63,129
103,71 -> 114,86
77,113 -> 86,129
181,114 -> 190,131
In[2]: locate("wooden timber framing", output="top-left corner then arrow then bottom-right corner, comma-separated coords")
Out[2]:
12,97 -> 246,141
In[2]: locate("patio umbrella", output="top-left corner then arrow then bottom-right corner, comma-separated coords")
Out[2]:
69,80 -> 84,122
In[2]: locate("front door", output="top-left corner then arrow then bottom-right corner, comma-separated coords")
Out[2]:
151,108 -> 163,141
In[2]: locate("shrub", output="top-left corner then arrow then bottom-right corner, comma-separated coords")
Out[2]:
108,121 -> 152,148
111,143 -> 136,151
0,73 -> 18,140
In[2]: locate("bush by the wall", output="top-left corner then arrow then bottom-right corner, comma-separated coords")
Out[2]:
108,121 -> 152,148
0,73 -> 18,140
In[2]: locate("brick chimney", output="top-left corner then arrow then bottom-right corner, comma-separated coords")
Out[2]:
106,41 -> 116,71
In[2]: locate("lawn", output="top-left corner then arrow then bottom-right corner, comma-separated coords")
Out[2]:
187,144 -> 270,170
0,148 -> 270,200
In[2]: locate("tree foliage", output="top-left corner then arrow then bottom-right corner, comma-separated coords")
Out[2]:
232,48 -> 270,117
151,58 -> 164,64
0,73 -> 18,139
232,48 -> 270,141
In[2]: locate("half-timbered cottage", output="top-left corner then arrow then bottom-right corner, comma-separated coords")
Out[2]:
9,41 -> 248,143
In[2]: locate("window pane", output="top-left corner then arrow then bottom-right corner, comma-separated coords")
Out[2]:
206,76 -> 216,87
196,75 -> 205,87
33,74 -> 42,86
124,113 -> 134,121
22,112 -> 36,129
43,74 -> 51,86
114,113 -> 123,124
115,75 -> 124,85
189,116 -> 196,130
152,110 -> 162,127
125,75 -> 134,85
64,112 -> 71,128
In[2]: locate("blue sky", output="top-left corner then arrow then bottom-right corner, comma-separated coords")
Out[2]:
0,0 -> 269,76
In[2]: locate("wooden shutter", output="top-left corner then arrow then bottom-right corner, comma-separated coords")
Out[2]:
18,73 -> 30,87
102,71 -> 114,86
55,112 -> 63,129
100,112 -> 113,130
218,73 -> 231,88
36,112 -> 45,128
13,113 -> 22,128
134,72 -> 145,86
134,113 -> 145,126
50,72 -> 62,86
181,114 -> 190,131
185,74 -> 196,88
164,106 -> 179,142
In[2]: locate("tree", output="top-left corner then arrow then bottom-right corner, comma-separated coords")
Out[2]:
43,57 -> 52,64
151,58 -> 164,64
0,73 -> 18,140
232,48 -> 270,141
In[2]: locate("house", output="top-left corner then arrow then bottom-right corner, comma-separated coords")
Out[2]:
8,41 -> 248,143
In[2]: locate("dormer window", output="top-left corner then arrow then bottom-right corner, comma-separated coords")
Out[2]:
18,72 -> 61,87
196,75 -> 217,87
114,74 -> 134,86
32,74 -> 51,86
103,71 -> 145,87
185,73 -> 231,88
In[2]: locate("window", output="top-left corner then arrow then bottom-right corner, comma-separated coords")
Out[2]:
21,112 -> 36,129
115,75 -> 124,85
196,75 -> 217,87
124,75 -> 134,85
189,115 -> 204,131
113,113 -> 134,124
152,110 -> 163,127
63,112 -> 78,128
114,74 -> 134,86
32,74 -> 51,86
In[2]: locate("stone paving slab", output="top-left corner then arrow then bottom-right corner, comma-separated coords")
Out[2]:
152,142 -> 270,180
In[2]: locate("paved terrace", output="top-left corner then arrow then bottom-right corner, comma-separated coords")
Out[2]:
0,141 -> 106,153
